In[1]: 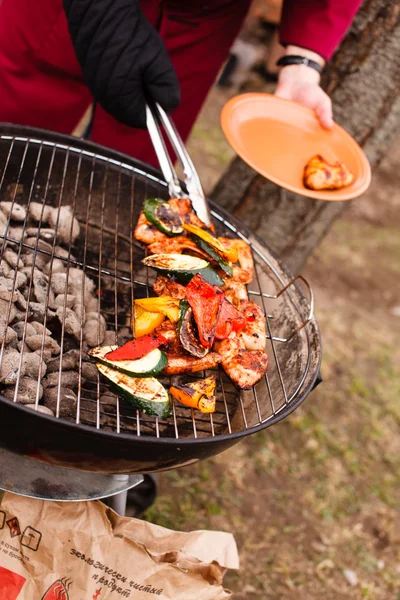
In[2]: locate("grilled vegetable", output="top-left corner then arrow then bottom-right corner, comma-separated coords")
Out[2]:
186,274 -> 223,348
89,346 -> 167,377
178,299 -> 209,358
143,198 -> 183,236
215,297 -> 247,340
194,237 -> 233,277
132,305 -> 165,337
183,223 -> 238,263
135,296 -> 180,322
105,335 -> 166,361
97,363 -> 171,418
170,375 -> 216,413
143,253 -> 224,286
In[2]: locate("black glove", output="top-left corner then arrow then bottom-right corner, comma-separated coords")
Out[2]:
63,0 -> 181,128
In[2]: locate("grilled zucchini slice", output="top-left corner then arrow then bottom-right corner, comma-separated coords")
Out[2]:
142,253 -> 224,286
96,363 -> 171,418
143,198 -> 183,236
89,346 -> 167,377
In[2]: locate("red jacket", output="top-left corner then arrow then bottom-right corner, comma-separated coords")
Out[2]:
280,0 -> 364,60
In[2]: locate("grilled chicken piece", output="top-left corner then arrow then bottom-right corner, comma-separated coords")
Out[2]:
153,276 -> 187,299
215,337 -> 268,389
238,300 -> 266,351
147,236 -> 210,260
134,197 -> 213,245
304,155 -> 354,190
134,211 -> 167,245
223,279 -> 248,306
164,352 -> 221,375
218,237 -> 254,284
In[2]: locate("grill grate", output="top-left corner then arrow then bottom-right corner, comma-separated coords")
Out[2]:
0,130 -> 318,442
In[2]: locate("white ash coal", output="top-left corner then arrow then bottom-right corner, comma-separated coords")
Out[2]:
0,201 -> 120,421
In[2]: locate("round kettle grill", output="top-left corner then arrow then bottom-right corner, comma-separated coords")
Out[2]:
0,123 -> 321,501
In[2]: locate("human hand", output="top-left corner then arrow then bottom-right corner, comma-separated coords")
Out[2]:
274,45 -> 333,130
63,0 -> 180,129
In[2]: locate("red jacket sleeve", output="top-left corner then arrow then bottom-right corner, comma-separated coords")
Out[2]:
279,0 -> 363,61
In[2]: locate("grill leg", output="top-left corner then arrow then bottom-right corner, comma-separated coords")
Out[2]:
107,475 -> 130,516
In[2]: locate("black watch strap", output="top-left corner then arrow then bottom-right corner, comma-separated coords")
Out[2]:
277,55 -> 323,75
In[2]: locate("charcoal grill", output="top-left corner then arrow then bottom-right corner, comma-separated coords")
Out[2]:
0,123 -> 321,493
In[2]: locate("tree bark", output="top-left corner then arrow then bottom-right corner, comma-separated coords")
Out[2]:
211,0 -> 400,273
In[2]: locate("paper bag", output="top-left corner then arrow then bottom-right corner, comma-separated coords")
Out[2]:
0,492 -> 238,600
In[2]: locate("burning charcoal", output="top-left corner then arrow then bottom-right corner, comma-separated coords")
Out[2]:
46,349 -> 80,373
31,321 -> 52,336
49,206 -> 80,244
28,202 -> 52,223
0,279 -> 18,303
3,377 -> 44,404
3,248 -> 20,269
83,318 -> 105,347
21,252 -> 48,270
25,404 -> 54,416
25,335 -> 60,355
84,296 -> 99,312
8,227 -> 24,242
13,322 -> 36,340
33,274 -> 55,307
0,298 -> 16,324
13,271 -> 27,289
0,201 -> 27,222
25,227 -> 58,244
43,258 -> 65,275
0,349 -> 25,384
24,237 -> 53,258
103,330 -> 117,346
56,306 -> 81,339
81,361 -> 99,382
54,293 -> 75,309
50,272 -> 67,296
29,302 -> 56,322
0,262 -> 11,277
0,326 -> 18,345
72,300 -> 85,322
17,341 -> 32,354
22,352 -> 47,379
43,386 -> 77,417
43,370 -> 82,389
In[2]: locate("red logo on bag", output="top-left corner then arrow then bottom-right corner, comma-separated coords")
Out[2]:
41,577 -> 72,600
0,565 -> 26,600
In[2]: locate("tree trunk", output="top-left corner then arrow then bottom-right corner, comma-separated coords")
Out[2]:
211,0 -> 400,273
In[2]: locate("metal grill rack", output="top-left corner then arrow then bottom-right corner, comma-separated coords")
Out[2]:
0,125 -> 321,476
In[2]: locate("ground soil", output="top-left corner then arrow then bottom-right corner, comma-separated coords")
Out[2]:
144,70 -> 400,599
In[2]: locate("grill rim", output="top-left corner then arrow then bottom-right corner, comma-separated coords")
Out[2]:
0,123 -> 322,449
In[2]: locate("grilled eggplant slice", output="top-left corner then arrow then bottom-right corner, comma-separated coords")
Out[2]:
178,300 -> 209,358
143,253 -> 224,286
143,198 -> 183,236
89,346 -> 167,377
96,363 -> 171,418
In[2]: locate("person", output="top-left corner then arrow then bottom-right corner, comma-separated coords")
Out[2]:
0,0 -> 362,168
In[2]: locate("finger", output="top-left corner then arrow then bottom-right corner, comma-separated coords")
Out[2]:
316,95 -> 334,130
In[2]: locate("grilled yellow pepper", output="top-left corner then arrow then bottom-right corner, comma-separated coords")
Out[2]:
132,305 -> 165,338
170,375 -> 216,413
135,297 -> 180,323
183,223 -> 238,263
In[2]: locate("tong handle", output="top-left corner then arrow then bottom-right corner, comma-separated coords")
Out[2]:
146,102 -> 211,226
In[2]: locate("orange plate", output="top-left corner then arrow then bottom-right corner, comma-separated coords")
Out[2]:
221,93 -> 371,201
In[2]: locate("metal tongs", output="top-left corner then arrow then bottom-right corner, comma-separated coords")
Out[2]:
146,102 -> 211,226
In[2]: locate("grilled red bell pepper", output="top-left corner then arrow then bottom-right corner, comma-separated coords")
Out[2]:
186,274 -> 223,348
105,334 -> 167,361
215,297 -> 247,340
